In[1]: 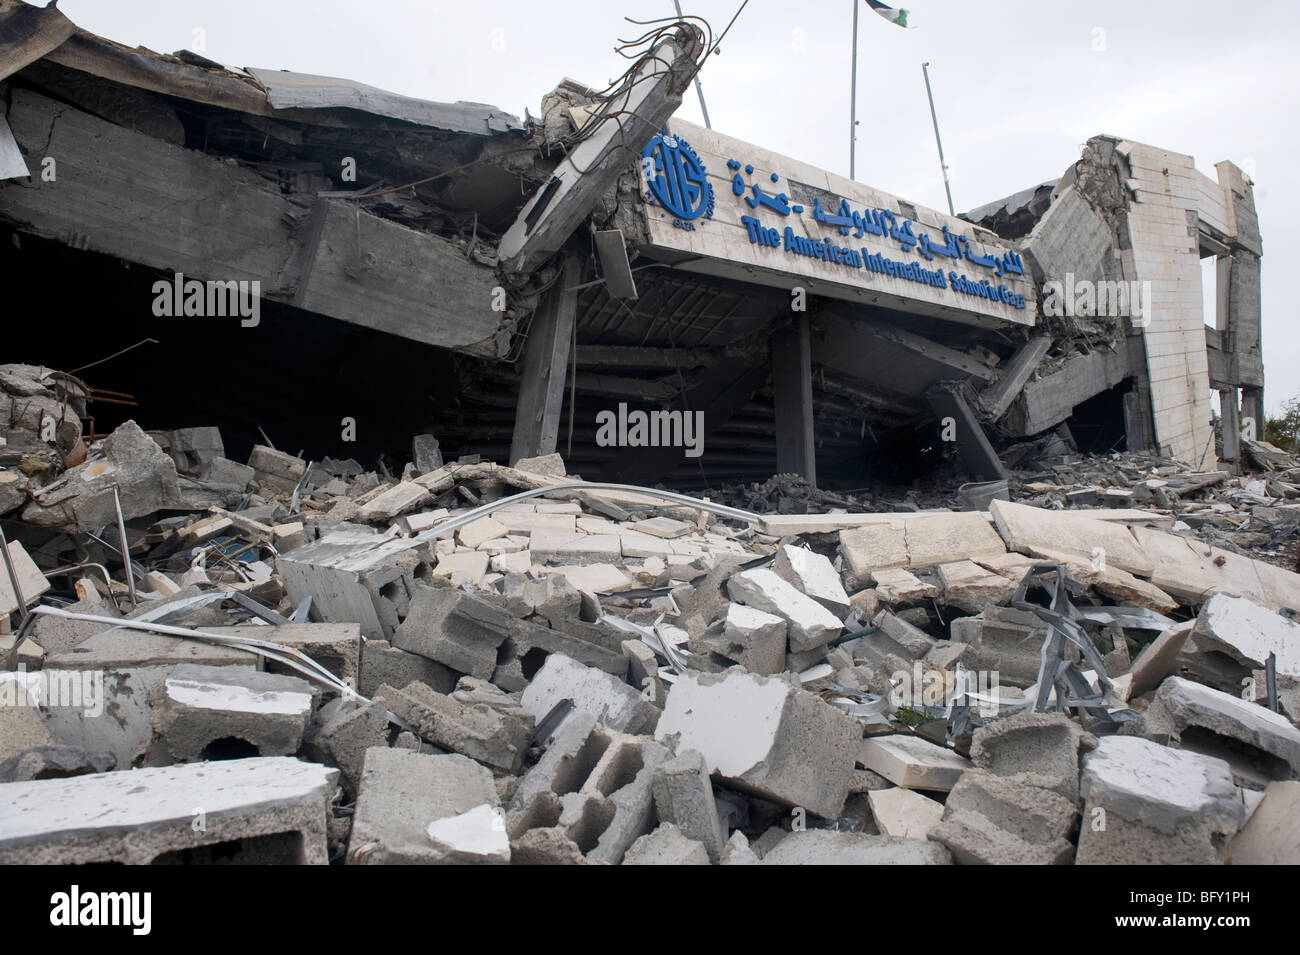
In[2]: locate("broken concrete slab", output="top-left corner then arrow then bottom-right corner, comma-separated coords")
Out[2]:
936,559 -> 1017,613
655,669 -> 860,819
22,420 -> 181,529
866,787 -> 944,840
727,568 -> 842,651
870,567 -> 939,605
651,748 -> 725,863
1077,736 -> 1243,864
760,830 -> 952,865
348,748 -> 506,864
0,756 -> 336,863
858,734 -> 969,791
931,768 -> 1078,865
519,652 -> 655,734
772,545 -> 850,616
1191,593 -> 1300,678
838,512 -> 1006,589
149,664 -> 314,761
356,481 -> 431,522
0,539 -> 51,615
1224,780 -> 1300,864
1125,621 -> 1194,700
989,499 -> 1152,578
1138,676 -> 1300,785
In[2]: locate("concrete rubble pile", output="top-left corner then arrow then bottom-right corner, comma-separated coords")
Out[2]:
2,365 -> 1300,865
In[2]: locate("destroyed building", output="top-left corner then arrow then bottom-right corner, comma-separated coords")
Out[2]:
0,1 -> 1264,487
0,2 -> 1297,869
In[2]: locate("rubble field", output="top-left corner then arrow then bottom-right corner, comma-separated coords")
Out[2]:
3,361 -> 1299,866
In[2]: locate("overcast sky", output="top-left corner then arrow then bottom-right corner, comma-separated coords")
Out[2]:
51,0 -> 1299,414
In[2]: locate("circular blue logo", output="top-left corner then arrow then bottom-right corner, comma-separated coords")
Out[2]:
642,133 -> 714,221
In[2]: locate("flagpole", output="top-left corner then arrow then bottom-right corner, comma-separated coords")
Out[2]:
673,0 -> 712,128
921,61 -> 955,216
849,0 -> 859,179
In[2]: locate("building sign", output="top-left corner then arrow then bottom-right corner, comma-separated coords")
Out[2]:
638,120 -> 1035,328
641,132 -> 714,229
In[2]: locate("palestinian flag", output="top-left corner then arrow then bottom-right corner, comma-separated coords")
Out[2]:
866,0 -> 910,28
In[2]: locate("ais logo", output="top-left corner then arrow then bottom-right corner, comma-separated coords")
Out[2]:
641,131 -> 714,223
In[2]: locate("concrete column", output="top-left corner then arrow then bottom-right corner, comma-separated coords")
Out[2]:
772,315 -> 816,485
1220,388 -> 1241,467
510,256 -> 580,465
927,385 -> 1007,481
1241,388 -> 1265,444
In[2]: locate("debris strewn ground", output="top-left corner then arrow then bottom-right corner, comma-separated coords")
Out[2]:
2,361 -> 1299,865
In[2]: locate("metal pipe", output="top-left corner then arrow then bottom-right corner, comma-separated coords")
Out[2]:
111,486 -> 138,607
849,0 -> 859,179
921,61 -> 955,216
414,480 -> 758,545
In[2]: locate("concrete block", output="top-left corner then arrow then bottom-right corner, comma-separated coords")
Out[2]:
858,734 -> 968,791
348,748 -> 506,864
1077,736 -> 1244,864
772,545 -> 850,615
727,568 -> 842,652
432,550 -> 490,586
520,652 -> 655,734
655,669 -> 860,818
40,627 -> 251,768
394,587 -> 515,680
304,698 -> 390,793
760,830 -> 952,865
932,768 -> 1078,865
691,603 -> 787,675
357,481 -> 431,522
277,531 -> 433,640
247,444 -> 307,493
149,664 -> 314,761
206,623 -> 361,690
508,711 -> 669,864
530,532 -> 621,564
359,639 -> 455,698
1225,780 -> 1300,864
375,680 -> 531,774
622,824 -> 709,865
652,749 -> 725,862
970,711 -> 1085,800
0,757 -> 336,863
867,787 -> 944,840
721,830 -> 761,865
